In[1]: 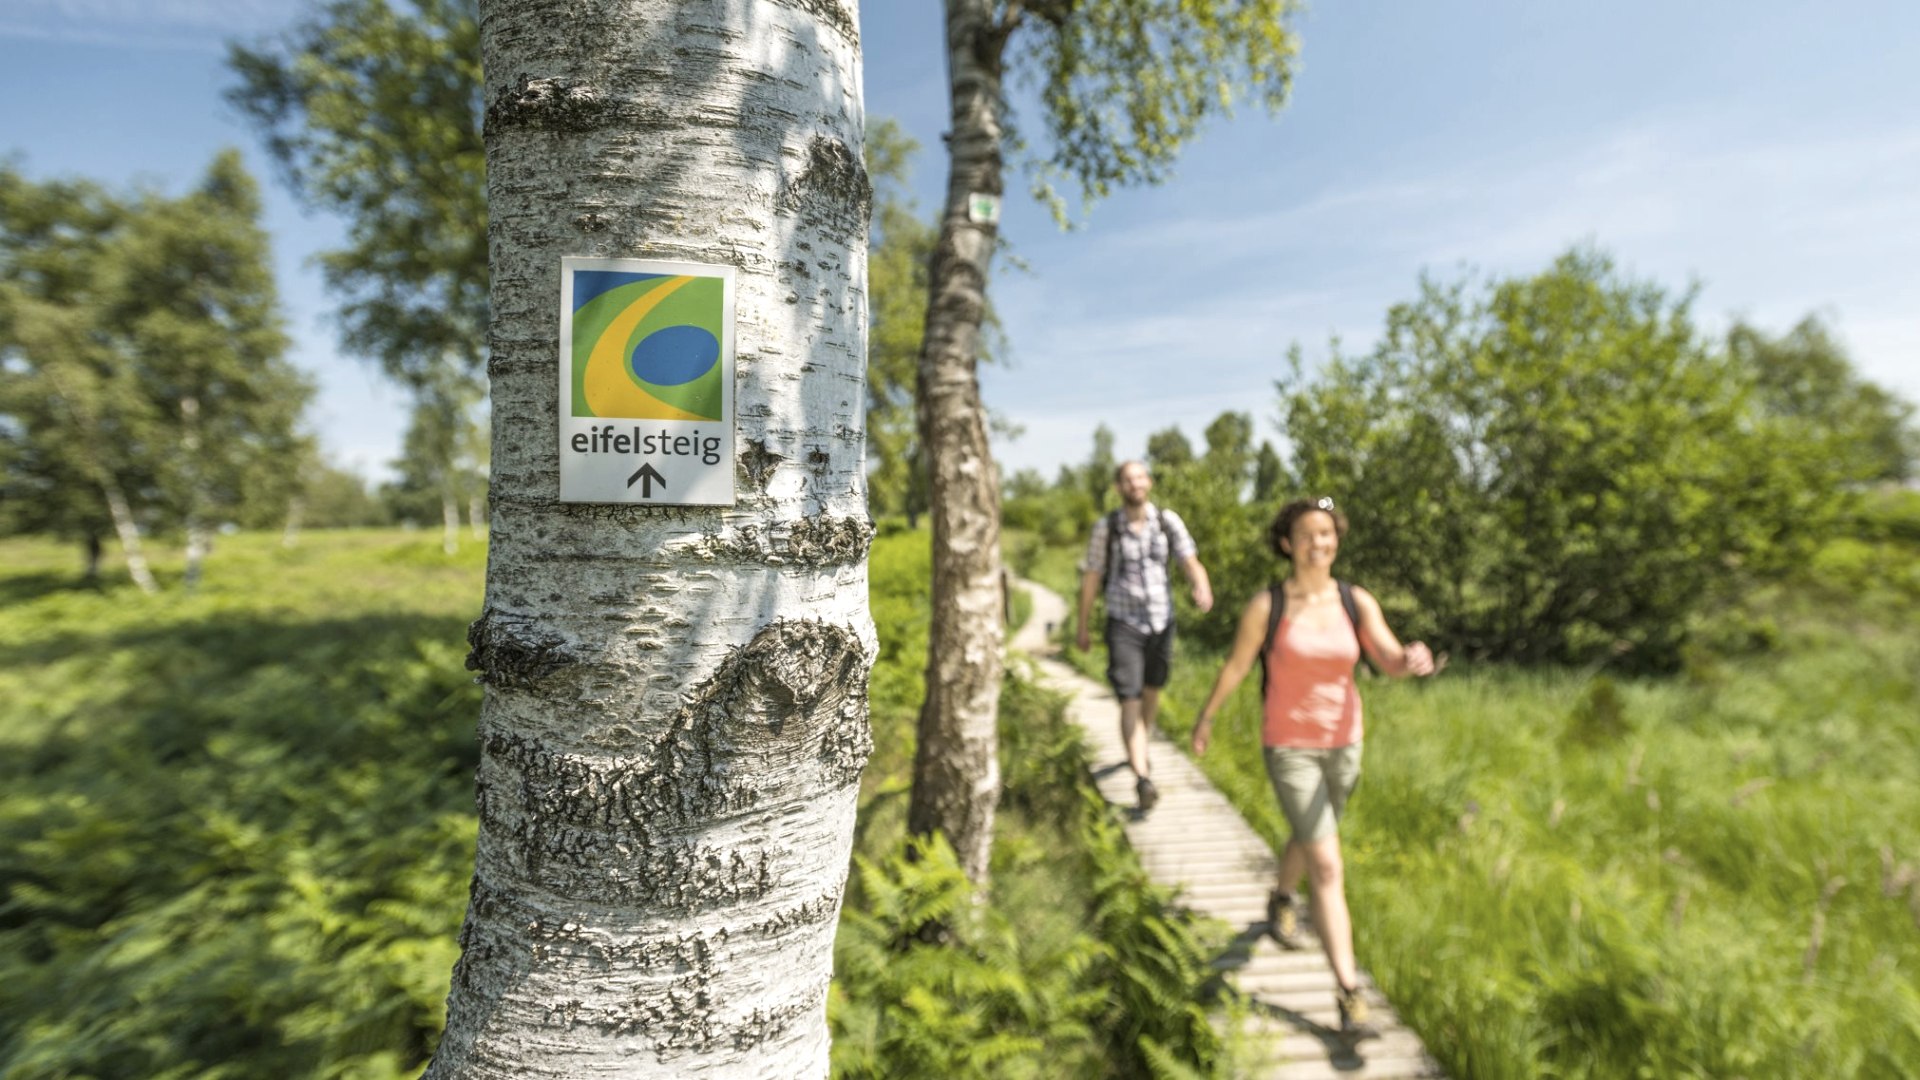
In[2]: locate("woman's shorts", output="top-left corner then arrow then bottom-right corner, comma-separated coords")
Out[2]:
1262,742 -> 1363,843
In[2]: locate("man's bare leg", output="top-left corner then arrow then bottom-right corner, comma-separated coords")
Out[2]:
1139,685 -> 1162,731
1120,696 -> 1152,779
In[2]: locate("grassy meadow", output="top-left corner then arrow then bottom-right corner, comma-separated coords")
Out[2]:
0,527 -> 1227,1079
1031,498 -> 1920,1079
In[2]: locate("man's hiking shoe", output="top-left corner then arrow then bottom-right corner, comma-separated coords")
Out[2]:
1266,889 -> 1303,949
1336,983 -> 1371,1039
1136,776 -> 1159,812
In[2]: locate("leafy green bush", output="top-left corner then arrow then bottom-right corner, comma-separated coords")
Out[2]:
1275,249 -> 1885,670
0,531 -> 482,1079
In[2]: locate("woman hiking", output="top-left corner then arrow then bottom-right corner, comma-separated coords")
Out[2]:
1190,496 -> 1440,1037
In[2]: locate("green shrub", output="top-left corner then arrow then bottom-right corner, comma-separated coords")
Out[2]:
1275,249 -> 1883,670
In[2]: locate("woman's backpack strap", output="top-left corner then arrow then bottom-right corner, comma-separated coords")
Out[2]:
1336,579 -> 1377,673
1258,582 -> 1287,700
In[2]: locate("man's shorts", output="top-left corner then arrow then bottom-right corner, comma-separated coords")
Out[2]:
1105,619 -> 1175,701
1262,743 -> 1363,843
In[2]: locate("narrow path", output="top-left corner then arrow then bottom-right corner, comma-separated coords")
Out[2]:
1011,580 -> 1445,1080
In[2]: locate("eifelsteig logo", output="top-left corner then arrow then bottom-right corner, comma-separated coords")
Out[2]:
570,270 -> 725,420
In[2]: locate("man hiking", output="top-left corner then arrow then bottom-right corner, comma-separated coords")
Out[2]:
1076,460 -> 1213,812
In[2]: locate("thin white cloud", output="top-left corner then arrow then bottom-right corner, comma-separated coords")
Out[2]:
0,0 -> 286,47
987,107 -> 1920,476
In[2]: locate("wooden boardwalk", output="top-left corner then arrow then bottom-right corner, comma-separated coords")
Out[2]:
1011,582 -> 1445,1079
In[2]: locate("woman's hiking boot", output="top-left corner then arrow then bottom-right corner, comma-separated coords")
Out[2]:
1336,983 -> 1370,1039
1135,776 -> 1159,812
1265,889 -> 1303,949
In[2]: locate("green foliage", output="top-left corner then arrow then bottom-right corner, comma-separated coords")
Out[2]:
292,460 -> 392,530
828,834 -> 1107,1080
1011,0 -> 1299,212
0,154 -> 311,566
1563,675 -> 1630,748
1731,316 -> 1917,484
228,0 -> 490,534
379,369 -> 487,537
864,120 -> 937,524
1277,248 -> 1857,669
227,0 -> 486,386
0,525 -> 1238,1078
0,530 -> 483,1078
1146,427 -> 1194,469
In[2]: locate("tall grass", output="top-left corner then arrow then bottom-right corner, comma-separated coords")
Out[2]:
1033,525 -> 1920,1078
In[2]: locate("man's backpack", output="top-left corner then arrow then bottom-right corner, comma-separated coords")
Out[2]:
1257,580 -> 1368,700
1101,507 -> 1175,593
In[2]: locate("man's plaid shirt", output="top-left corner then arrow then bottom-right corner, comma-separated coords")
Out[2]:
1080,504 -> 1197,634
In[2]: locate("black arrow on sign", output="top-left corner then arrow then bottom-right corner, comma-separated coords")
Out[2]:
627,462 -> 666,497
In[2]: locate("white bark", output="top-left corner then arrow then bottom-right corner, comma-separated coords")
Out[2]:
181,396 -> 207,590
431,2 -> 871,1077
282,496 -> 305,547
183,523 -> 211,591
102,479 -> 158,595
442,486 -> 462,555
469,490 -> 488,536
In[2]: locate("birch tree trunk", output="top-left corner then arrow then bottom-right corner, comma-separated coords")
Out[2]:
282,496 -> 304,547
181,397 -> 208,590
102,479 -> 158,595
430,2 -> 872,1077
906,0 -> 1006,886
441,483 -> 461,555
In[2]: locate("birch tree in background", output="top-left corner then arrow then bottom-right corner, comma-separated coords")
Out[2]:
428,1 -> 872,1076
911,0 -> 1300,887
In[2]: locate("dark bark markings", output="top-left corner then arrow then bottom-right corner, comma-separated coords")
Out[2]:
474,618 -> 871,907
486,75 -> 611,134
779,135 -> 873,239
700,514 -> 873,566
467,610 -> 577,690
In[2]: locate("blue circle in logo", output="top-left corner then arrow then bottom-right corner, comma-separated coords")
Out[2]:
630,325 -> 720,386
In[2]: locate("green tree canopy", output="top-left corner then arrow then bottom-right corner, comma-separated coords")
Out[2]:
1276,248 -> 1854,669
0,153 -> 309,580
1145,426 -> 1194,470
865,120 -> 937,524
227,0 -> 486,386
1011,0 -> 1298,211
1729,315 -> 1916,485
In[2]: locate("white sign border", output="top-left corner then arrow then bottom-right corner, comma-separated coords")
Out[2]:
557,255 -> 737,506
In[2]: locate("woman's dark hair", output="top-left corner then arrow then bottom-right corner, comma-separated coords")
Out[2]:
1268,497 -> 1349,559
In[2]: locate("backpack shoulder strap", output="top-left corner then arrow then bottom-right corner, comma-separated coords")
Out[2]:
1258,582 -> 1287,700
1101,509 -> 1125,592
1336,580 -> 1376,673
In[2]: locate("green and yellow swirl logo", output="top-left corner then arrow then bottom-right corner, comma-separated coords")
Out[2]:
571,271 -> 725,420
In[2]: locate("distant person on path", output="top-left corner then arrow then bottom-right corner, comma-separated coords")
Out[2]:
1076,460 -> 1213,812
1189,496 -> 1440,1038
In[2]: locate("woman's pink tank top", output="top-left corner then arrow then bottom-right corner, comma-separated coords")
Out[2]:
1262,614 -> 1364,748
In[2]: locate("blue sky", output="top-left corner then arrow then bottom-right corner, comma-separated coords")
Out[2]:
3,1 -> 1916,482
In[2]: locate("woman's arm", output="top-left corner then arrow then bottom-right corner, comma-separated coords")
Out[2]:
1353,586 -> 1438,678
1191,591 -> 1272,755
